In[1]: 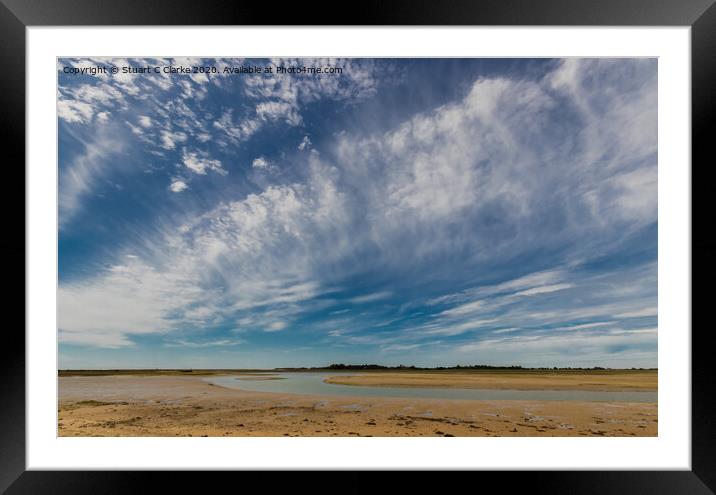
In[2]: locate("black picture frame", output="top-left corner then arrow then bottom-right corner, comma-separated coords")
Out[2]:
4,0 -> 714,492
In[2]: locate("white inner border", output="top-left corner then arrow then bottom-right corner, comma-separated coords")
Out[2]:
27,27 -> 691,470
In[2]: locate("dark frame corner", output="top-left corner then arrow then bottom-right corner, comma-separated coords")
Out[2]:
4,0 -> 714,492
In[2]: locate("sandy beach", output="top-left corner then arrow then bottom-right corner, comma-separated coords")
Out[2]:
323,370 -> 657,391
58,373 -> 657,437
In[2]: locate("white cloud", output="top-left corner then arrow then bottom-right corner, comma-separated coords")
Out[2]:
267,321 -> 287,332
59,331 -> 134,349
513,283 -> 573,297
615,307 -> 658,318
212,109 -> 257,144
58,258 -> 206,348
182,148 -> 226,175
609,167 -> 658,223
554,321 -> 614,331
169,179 -> 188,193
298,135 -> 312,150
57,161 -> 352,346
256,100 -> 302,126
492,328 -> 519,334
245,57 -> 380,104
349,291 -> 393,304
398,262 -> 655,344
381,342 -> 431,352
329,60 -> 656,277
423,319 -> 498,336
126,121 -> 144,136
456,328 -> 656,355
440,300 -> 486,317
160,130 -> 187,150
252,157 -> 270,169
57,76 -> 128,124
166,339 -> 241,348
59,131 -> 125,229
57,99 -> 95,123
429,270 -> 568,308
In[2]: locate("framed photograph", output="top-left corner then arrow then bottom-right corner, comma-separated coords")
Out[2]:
5,0 -> 714,491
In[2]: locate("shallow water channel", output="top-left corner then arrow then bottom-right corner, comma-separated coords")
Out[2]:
204,372 -> 657,402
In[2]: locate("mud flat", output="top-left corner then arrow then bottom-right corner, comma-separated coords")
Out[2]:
323,370 -> 657,392
58,375 -> 657,437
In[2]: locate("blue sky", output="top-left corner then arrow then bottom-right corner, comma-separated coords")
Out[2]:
57,58 -> 657,369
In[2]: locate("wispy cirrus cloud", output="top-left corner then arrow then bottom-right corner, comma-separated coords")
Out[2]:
58,58 -> 657,368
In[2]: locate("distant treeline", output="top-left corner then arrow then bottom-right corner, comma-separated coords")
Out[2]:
277,364 -> 656,371
59,364 -> 657,376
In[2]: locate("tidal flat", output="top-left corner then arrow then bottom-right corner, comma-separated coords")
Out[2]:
58,371 -> 657,437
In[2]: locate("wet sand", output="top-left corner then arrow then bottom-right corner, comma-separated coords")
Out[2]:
324,371 -> 657,391
58,375 -> 657,437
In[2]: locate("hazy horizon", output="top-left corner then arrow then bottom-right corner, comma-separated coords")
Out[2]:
59,364 -> 659,371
